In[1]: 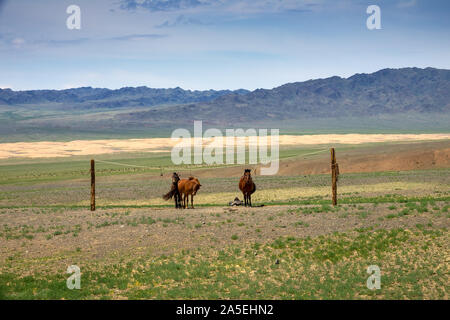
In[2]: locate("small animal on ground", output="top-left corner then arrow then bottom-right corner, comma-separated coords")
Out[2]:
178,176 -> 202,209
162,172 -> 182,208
228,197 -> 243,206
239,169 -> 256,207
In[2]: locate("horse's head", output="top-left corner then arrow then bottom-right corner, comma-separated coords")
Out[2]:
243,169 -> 252,184
193,183 -> 201,195
189,177 -> 201,195
172,172 -> 180,184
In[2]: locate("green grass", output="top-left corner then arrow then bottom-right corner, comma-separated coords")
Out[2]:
0,194 -> 448,211
1,226 -> 447,299
0,154 -> 174,185
0,223 -> 83,240
0,152 -> 448,209
294,221 -> 309,227
0,149 -> 448,300
0,146 -> 327,185
266,195 -> 450,207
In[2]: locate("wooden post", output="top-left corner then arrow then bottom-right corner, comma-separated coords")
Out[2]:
331,148 -> 338,206
90,159 -> 95,211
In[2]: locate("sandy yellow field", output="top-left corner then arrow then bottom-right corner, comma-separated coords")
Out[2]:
0,134 -> 448,159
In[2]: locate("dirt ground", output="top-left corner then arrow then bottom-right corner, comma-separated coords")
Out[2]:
192,140 -> 450,177
1,202 -> 448,275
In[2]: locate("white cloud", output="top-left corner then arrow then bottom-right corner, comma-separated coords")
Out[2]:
11,37 -> 25,48
397,0 -> 417,8
120,0 -> 322,14
120,0 -> 215,12
156,14 -> 210,28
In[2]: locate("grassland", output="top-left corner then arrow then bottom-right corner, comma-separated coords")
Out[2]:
0,141 -> 449,299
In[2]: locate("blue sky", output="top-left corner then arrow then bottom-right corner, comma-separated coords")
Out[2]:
0,0 -> 449,90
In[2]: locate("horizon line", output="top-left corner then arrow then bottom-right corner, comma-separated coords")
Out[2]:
0,66 -> 445,92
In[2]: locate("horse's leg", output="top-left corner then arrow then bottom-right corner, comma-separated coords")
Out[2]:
174,193 -> 178,208
174,192 -> 177,208
191,194 -> 194,209
244,194 -> 248,207
183,194 -> 186,209
249,194 -> 252,207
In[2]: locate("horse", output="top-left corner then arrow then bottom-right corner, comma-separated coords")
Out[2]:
162,172 -> 182,208
178,177 -> 201,209
239,169 -> 256,207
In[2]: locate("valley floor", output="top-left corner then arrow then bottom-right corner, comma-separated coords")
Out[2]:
0,200 -> 448,299
0,139 -> 448,299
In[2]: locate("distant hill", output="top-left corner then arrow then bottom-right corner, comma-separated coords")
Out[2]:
0,67 -> 449,142
117,67 -> 450,126
0,86 -> 250,109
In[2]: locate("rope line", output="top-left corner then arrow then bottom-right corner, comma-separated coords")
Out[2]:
94,159 -> 160,169
302,149 -> 329,156
281,148 -> 329,160
94,148 -> 329,171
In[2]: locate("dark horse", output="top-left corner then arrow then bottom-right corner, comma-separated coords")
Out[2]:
163,172 -> 182,208
239,169 -> 256,207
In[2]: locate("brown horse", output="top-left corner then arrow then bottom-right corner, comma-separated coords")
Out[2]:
178,177 -> 202,209
239,169 -> 256,207
162,172 -> 182,208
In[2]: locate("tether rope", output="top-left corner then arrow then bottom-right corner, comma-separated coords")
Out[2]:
280,148 -> 329,161
94,159 -> 160,169
302,149 -> 329,156
93,148 -> 329,172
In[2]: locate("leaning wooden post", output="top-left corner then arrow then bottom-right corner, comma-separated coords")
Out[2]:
330,148 -> 338,206
90,159 -> 95,211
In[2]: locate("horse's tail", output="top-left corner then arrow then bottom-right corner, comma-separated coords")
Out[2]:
163,189 -> 176,201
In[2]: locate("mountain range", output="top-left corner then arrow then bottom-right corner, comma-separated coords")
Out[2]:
0,67 -> 449,141
0,86 -> 250,109
116,67 -> 450,126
